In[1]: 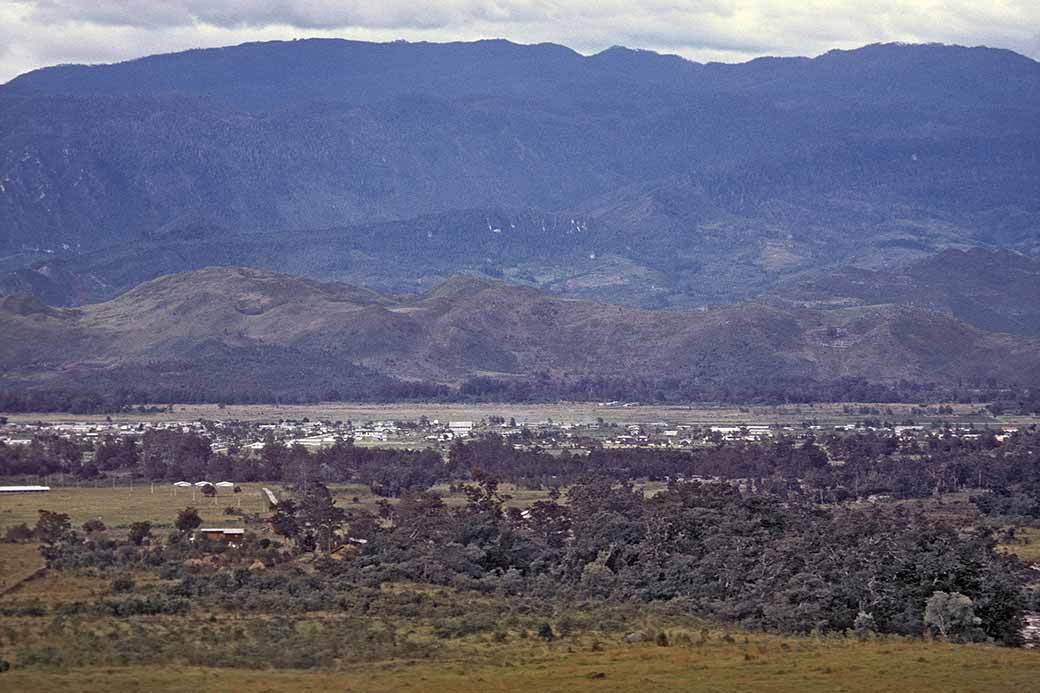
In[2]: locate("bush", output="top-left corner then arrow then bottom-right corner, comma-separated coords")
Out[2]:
537,622 -> 556,642
853,611 -> 877,638
111,574 -> 135,593
128,521 -> 152,546
175,507 -> 202,533
2,523 -> 33,543
82,519 -> 107,534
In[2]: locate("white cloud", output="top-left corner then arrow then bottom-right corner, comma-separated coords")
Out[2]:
2,0 -> 1038,83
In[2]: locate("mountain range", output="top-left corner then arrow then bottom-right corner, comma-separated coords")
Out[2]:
1,266 -> 1038,407
1,39 -> 1038,311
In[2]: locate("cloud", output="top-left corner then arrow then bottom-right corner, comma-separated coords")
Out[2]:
3,0 -> 1039,83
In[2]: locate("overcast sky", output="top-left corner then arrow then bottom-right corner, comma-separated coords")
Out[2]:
3,0 -> 1039,83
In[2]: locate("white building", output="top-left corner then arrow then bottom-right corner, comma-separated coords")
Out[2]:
448,421 -> 474,438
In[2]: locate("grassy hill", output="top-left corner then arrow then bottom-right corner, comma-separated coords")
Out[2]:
1,267 -> 1037,404
771,249 -> 1040,336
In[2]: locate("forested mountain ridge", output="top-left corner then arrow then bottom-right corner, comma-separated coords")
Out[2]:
1,39 -> 1037,309
1,267 -> 1037,407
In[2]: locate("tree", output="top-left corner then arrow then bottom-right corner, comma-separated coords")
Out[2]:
260,437 -> 289,480
95,436 -> 139,471
270,499 -> 300,545
128,521 -> 153,546
924,591 -> 981,641
35,510 -> 72,544
201,484 -> 216,498
296,484 -> 346,553
175,507 -> 202,534
141,430 -> 212,480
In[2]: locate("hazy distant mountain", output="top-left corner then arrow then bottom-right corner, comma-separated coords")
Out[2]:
1,39 -> 1037,308
1,267 -> 1037,404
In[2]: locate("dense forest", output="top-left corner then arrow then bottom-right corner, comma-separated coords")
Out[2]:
6,476 -> 1030,653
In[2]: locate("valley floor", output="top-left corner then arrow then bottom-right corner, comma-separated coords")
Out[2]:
4,400 -> 1033,427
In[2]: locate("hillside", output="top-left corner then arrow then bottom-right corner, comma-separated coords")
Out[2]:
1,267 -> 1037,406
1,39 -> 1038,309
770,249 -> 1040,336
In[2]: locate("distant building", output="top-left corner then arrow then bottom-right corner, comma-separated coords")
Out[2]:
448,421 -> 474,438
0,485 -> 50,493
194,528 -> 245,544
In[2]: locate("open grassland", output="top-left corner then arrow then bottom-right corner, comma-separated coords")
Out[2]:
1000,526 -> 1040,564
0,542 -> 43,594
0,483 -> 275,532
2,634 -> 1037,692
2,572 -> 1036,693
0,483 -> 544,533
0,481 -> 671,533
857,492 -> 980,526
5,401 -> 1033,427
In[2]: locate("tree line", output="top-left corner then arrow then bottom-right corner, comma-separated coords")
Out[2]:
1,376 -> 1036,413
3,428 -> 1038,511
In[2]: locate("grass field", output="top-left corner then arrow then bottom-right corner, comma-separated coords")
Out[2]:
4,570 -> 1038,691
2,633 -> 1037,692
0,542 -> 43,594
999,526 -> 1040,564
0,483 -> 275,532
0,480 -> 671,534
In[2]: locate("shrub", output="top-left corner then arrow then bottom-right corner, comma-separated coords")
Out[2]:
174,508 -> 202,534
537,622 -> 556,642
111,575 -> 135,593
853,611 -> 877,638
128,522 -> 152,546
1,523 -> 33,543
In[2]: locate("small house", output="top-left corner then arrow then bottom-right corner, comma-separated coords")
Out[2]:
194,528 -> 245,545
